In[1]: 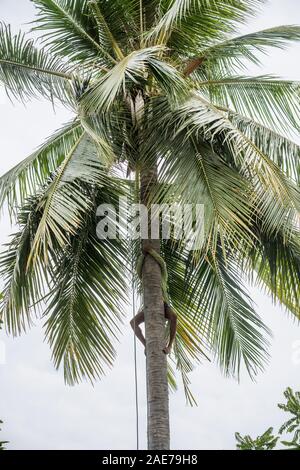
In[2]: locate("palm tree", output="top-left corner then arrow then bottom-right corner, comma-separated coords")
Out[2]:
0,0 -> 300,450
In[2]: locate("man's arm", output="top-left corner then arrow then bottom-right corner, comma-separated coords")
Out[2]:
163,306 -> 177,355
130,310 -> 146,348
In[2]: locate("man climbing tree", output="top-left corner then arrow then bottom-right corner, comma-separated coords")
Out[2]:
131,242 -> 177,355
130,302 -> 177,356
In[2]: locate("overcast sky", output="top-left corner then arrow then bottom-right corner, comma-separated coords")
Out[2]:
0,0 -> 300,450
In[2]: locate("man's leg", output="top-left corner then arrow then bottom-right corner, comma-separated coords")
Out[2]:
163,304 -> 177,355
130,310 -> 146,349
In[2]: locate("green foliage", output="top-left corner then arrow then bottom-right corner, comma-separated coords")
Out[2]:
0,119 -> 83,211
44,185 -> 129,384
0,22 -> 72,103
278,388 -> 300,449
236,388 -> 300,450
236,427 -> 279,450
194,25 -> 300,77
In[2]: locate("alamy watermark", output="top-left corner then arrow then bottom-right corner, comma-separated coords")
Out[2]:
95,198 -> 204,251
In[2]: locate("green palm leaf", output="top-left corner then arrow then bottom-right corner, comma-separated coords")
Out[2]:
246,228 -> 300,319
44,188 -> 129,384
0,119 -> 83,212
188,25 -> 300,76
31,0 -> 116,65
197,76 -> 300,133
0,22 -> 72,103
146,0 -> 264,47
162,240 -> 210,404
0,194 -> 47,335
88,0 -> 125,60
162,239 -> 270,379
227,112 -> 300,183
191,248 -> 270,378
28,133 -> 115,264
157,139 -> 256,254
82,45 -> 167,113
1,0 -> 300,415
173,93 -> 300,223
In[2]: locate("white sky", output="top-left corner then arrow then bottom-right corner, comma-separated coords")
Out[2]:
0,0 -> 300,450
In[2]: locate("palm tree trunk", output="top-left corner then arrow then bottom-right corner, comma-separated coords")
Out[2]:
140,164 -> 170,450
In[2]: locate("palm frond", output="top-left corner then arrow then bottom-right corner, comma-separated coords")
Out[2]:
147,0 -> 197,45
87,0 -> 125,60
0,119 -> 84,213
162,239 -> 210,404
0,194 -> 47,335
82,45 -> 165,113
190,248 -> 270,378
162,239 -> 270,379
278,388 -> 300,437
192,145 -> 255,254
227,111 -> 300,183
167,362 -> 178,394
147,100 -> 257,254
31,0 -> 116,66
245,227 -> 300,319
28,133 -> 114,264
172,325 -> 198,406
147,56 -> 188,101
0,22 -> 72,103
92,0 -> 142,50
0,182 -> 129,382
147,0 -> 265,49
188,25 -> 300,75
197,76 -> 300,134
173,94 -> 300,224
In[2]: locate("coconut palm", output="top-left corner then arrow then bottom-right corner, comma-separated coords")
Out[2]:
0,0 -> 300,450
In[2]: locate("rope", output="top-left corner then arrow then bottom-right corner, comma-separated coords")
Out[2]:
131,274 -> 140,450
136,248 -> 170,304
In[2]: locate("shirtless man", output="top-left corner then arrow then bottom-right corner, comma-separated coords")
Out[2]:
130,302 -> 177,355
